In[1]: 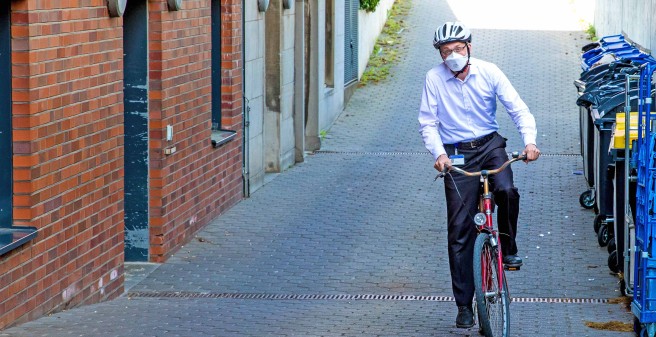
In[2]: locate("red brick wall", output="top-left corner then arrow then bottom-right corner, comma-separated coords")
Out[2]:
0,0 -> 243,329
0,0 -> 125,329
148,0 -> 243,262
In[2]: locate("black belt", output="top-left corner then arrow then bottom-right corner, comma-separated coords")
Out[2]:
451,132 -> 496,150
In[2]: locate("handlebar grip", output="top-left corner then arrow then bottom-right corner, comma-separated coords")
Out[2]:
511,151 -> 527,160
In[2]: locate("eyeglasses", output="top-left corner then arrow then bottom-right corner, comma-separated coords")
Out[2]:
440,43 -> 468,57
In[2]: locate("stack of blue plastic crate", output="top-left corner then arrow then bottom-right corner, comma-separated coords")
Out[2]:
581,34 -> 655,71
632,62 -> 656,337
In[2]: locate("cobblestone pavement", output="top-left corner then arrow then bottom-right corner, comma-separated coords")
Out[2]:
0,0 -> 635,336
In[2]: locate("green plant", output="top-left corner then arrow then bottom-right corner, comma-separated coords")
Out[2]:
320,130 -> 328,140
360,0 -> 381,12
360,0 -> 411,87
585,24 -> 597,41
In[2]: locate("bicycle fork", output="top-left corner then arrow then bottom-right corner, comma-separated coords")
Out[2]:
480,174 -> 506,295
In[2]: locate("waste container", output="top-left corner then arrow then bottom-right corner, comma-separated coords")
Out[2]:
591,107 -> 616,245
591,89 -> 640,243
610,111 -> 638,275
576,54 -> 640,206
575,84 -> 596,209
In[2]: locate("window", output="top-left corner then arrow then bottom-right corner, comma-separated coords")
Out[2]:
210,0 -> 236,147
325,0 -> 334,87
0,1 -> 37,255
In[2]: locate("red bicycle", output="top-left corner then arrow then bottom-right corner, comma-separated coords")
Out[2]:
437,152 -> 525,337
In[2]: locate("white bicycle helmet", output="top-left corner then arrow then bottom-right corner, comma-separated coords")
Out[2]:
433,22 -> 472,50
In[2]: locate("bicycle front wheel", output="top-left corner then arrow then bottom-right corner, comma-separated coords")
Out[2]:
473,233 -> 510,337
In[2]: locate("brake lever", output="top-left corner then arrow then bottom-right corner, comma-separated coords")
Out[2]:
433,167 -> 449,181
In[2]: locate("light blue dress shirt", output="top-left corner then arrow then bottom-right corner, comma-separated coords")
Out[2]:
418,57 -> 537,160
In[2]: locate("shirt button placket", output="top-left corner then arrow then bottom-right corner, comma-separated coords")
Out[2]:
462,84 -> 474,135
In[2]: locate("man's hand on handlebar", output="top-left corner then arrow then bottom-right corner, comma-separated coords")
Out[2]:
434,154 -> 452,173
522,144 -> 540,163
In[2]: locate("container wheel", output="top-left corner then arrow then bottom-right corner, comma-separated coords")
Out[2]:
607,237 -> 616,254
580,189 -> 595,209
594,214 -> 605,234
635,317 -> 641,335
598,225 -> 610,247
608,250 -> 620,273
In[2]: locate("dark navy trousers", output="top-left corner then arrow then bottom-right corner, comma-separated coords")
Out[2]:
442,133 -> 520,307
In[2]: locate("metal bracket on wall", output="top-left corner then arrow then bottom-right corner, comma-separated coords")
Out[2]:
167,0 -> 183,11
258,0 -> 270,12
107,0 -> 127,17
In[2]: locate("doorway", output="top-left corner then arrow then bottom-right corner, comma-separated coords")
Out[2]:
123,0 -> 149,261
344,0 -> 358,84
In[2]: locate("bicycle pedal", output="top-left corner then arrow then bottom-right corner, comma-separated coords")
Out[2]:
504,265 -> 521,271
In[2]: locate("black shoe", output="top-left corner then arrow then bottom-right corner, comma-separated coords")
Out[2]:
456,306 -> 474,328
503,254 -> 523,267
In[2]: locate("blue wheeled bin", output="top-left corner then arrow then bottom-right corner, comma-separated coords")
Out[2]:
631,62 -> 656,337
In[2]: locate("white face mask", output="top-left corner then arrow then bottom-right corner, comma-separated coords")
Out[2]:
444,51 -> 469,72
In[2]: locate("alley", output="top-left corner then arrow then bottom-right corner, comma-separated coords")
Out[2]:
0,0 -> 634,336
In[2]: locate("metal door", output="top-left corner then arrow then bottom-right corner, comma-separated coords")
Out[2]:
0,3 -> 11,225
344,0 -> 358,85
123,0 -> 149,261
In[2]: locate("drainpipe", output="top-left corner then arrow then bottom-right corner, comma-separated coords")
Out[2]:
242,0 -> 250,198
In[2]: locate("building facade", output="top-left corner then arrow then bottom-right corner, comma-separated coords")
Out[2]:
244,0 -> 390,194
0,0 -> 243,329
0,0 -> 396,329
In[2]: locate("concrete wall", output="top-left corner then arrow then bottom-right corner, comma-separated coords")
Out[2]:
244,1 -> 266,192
278,2 -> 297,171
245,0 -> 396,193
317,0 -> 346,137
594,0 -> 656,53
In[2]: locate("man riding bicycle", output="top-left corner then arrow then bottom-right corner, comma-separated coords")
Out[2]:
417,21 -> 540,328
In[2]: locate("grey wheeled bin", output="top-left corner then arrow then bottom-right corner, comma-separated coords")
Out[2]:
591,91 -> 638,247
591,107 -> 616,247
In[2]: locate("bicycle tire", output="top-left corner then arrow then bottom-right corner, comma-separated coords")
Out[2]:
473,233 -> 510,337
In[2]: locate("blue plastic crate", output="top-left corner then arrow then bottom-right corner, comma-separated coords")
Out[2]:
632,63 -> 656,333
600,34 -> 625,44
632,256 -> 656,323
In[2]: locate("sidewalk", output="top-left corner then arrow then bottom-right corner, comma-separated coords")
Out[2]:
0,0 -> 634,336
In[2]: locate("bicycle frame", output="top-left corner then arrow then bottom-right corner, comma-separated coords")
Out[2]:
439,153 -> 526,293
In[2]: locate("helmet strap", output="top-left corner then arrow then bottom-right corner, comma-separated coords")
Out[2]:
452,44 -> 471,78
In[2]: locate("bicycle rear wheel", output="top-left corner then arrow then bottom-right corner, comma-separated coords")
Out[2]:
473,233 -> 510,337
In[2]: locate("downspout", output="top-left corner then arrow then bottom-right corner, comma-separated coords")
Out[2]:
242,0 -> 250,198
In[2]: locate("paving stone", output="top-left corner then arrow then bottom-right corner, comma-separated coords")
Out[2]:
0,0 -> 633,336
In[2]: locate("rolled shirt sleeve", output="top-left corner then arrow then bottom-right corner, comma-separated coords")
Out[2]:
492,65 -> 538,147
418,70 -> 446,161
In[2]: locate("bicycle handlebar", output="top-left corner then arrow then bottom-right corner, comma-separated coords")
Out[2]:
434,152 -> 527,180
